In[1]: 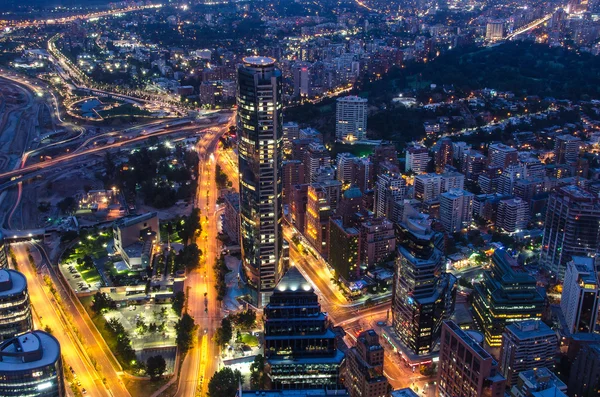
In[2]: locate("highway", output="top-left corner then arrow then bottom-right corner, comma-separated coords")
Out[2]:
0,118 -> 230,185
0,4 -> 162,29
177,116 -> 234,396
33,242 -> 133,396
506,14 -> 552,40
12,242 -> 111,397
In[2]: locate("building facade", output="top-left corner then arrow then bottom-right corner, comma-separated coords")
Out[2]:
328,217 -> 361,282
263,267 -> 345,389
344,330 -> 390,397
336,96 -> 368,142
561,256 -> 600,334
439,189 -> 474,234
392,211 -> 456,356
472,250 -> 545,347
360,218 -> 396,266
0,269 -> 32,341
0,331 -> 64,397
437,321 -> 506,397
540,185 -> 600,280
237,56 -> 285,306
499,320 -> 558,387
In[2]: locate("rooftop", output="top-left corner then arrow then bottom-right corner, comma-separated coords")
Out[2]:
243,56 -> 276,67
274,267 -> 313,293
505,320 -> 555,340
240,390 -> 349,397
390,388 -> 419,397
0,269 -> 27,295
0,331 -> 60,372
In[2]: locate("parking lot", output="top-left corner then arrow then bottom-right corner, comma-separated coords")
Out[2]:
59,262 -> 102,294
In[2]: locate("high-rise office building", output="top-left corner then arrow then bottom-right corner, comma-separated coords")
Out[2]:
336,96 -> 368,142
486,20 -> 504,41
569,343 -> 600,396
392,209 -> 456,356
263,267 -> 345,389
329,217 -> 361,282
561,256 -> 600,334
305,184 -> 332,259
223,193 -> 240,244
554,134 -> 582,164
473,250 -> 545,347
496,198 -> 529,234
0,269 -> 32,340
237,56 -> 284,306
439,189 -> 474,234
438,321 -> 506,397
540,185 -> 600,280
499,320 -> 558,387
282,160 -> 304,205
360,217 -> 396,266
344,330 -> 390,397
0,331 -> 65,397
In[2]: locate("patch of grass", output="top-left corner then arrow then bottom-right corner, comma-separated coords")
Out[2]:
81,296 -> 119,356
76,266 -> 102,284
123,376 -> 171,397
241,334 -> 259,347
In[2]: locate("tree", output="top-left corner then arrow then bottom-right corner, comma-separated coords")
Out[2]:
230,309 -> 256,331
250,354 -> 266,389
57,196 -> 77,214
146,355 -> 166,380
172,291 -> 186,316
208,367 -> 241,397
214,317 -> 233,347
176,313 -> 197,354
91,292 -> 115,314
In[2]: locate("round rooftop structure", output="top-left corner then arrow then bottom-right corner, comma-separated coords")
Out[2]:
465,330 -> 484,346
0,331 -> 64,396
243,56 -> 276,67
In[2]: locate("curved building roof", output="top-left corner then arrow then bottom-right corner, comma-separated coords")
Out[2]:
243,56 -> 276,67
0,269 -> 27,296
0,331 -> 60,372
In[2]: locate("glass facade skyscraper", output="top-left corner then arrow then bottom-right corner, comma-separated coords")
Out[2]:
263,267 -> 345,389
237,56 -> 284,307
392,210 -> 456,356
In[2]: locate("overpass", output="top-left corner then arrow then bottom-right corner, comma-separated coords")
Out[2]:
506,14 -> 552,40
1,228 -> 48,242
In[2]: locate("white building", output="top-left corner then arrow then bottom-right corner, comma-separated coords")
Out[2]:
336,153 -> 356,185
561,256 -> 600,334
439,189 -> 474,233
375,172 -> 406,219
497,198 -> 529,233
486,20 -> 504,41
336,96 -> 368,142
405,145 -> 430,174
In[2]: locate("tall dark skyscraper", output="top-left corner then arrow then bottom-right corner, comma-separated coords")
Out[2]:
237,56 -> 284,307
